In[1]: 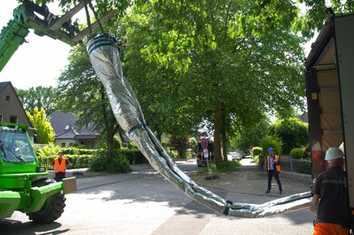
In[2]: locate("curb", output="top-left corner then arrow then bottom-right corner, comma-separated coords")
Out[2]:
48,168 -> 105,178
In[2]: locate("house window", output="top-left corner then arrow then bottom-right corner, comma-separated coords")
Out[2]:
0,113 -> 2,122
9,115 -> 17,124
61,143 -> 66,147
5,96 -> 10,101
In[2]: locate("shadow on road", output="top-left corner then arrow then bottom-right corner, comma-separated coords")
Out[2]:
280,209 -> 314,225
73,161 -> 311,220
0,219 -> 69,235
76,173 -> 218,218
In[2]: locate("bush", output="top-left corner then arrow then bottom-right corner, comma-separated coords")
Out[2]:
230,118 -> 270,152
60,147 -> 98,155
215,161 -> 241,172
115,149 -> 148,164
169,136 -> 189,159
260,136 -> 282,155
258,136 -> 282,167
290,147 -> 305,159
90,156 -> 131,173
251,147 -> 263,156
37,154 -> 96,169
35,144 -> 144,170
36,144 -> 60,157
271,117 -> 308,154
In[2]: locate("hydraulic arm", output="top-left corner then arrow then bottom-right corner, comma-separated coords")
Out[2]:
0,0 -> 114,72
0,7 -> 29,72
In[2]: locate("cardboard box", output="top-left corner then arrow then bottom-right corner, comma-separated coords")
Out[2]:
63,177 -> 77,194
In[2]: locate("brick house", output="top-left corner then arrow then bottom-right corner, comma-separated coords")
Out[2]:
0,81 -> 31,126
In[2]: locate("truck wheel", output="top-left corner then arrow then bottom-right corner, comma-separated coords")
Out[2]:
28,193 -> 66,224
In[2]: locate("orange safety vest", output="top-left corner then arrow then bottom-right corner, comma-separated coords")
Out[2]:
275,156 -> 281,172
313,223 -> 349,235
53,157 -> 67,173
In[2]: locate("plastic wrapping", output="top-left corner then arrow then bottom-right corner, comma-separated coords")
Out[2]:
87,34 -> 312,217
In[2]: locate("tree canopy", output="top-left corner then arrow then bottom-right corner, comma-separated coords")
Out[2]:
17,86 -> 58,115
120,0 -> 305,160
49,0 -> 351,160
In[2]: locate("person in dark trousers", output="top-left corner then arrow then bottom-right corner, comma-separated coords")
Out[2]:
53,152 -> 69,182
311,147 -> 350,235
265,147 -> 282,194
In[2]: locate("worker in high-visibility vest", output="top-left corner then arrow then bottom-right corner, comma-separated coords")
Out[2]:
311,147 -> 350,235
53,152 -> 69,182
264,147 -> 282,194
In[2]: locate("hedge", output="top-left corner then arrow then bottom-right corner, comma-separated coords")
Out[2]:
37,154 -> 96,169
290,147 -> 305,159
60,147 -> 98,155
90,156 -> 131,173
118,149 -> 148,164
36,149 -> 146,169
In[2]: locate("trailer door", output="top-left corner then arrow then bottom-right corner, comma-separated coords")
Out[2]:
335,14 -> 354,208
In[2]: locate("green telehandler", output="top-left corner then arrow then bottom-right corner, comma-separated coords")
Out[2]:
0,123 -> 67,223
0,0 -> 111,223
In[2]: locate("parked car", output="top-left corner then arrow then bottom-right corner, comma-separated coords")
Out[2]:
227,150 -> 245,161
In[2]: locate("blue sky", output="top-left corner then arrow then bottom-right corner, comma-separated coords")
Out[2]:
0,0 -> 315,90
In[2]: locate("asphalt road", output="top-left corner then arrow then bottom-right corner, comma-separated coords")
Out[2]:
2,162 -> 314,235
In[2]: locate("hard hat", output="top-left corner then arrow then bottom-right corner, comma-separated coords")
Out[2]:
267,147 -> 273,153
325,147 -> 344,161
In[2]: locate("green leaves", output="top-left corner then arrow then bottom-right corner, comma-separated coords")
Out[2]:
300,0 -> 354,38
17,86 -> 58,115
26,107 -> 55,144
121,0 -> 306,141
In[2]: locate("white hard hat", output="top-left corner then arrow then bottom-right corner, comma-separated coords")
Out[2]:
325,147 -> 344,161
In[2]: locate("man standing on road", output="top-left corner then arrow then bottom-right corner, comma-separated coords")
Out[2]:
53,152 -> 69,182
265,147 -> 282,194
311,147 -> 350,235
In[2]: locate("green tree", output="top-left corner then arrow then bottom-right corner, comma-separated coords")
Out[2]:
231,116 -> 270,152
122,0 -> 305,161
301,0 -> 354,38
57,46 -> 121,158
270,117 -> 308,154
17,86 -> 58,115
48,0 -> 306,162
26,107 -> 55,144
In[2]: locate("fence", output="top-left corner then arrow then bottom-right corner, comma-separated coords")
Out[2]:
280,155 -> 311,175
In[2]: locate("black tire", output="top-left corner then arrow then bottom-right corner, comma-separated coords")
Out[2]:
28,193 -> 66,224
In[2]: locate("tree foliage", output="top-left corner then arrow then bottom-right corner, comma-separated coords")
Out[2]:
301,0 -> 354,38
17,86 -> 57,115
121,0 -> 305,161
270,117 -> 308,154
230,116 -> 270,152
47,0 -> 315,162
26,107 -> 55,144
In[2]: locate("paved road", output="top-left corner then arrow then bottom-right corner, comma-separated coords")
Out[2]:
2,161 -> 313,235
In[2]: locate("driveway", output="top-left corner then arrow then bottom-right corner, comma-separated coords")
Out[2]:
2,160 -> 313,235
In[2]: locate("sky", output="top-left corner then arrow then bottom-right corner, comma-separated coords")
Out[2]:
0,0 -> 72,89
0,1 -> 316,90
